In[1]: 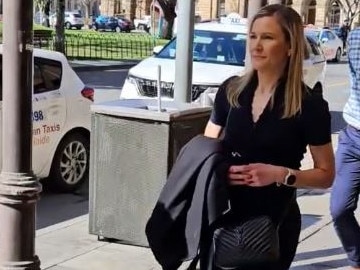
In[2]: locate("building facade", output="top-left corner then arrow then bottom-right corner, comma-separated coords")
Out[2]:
96,0 -> 357,27
195,0 -> 349,27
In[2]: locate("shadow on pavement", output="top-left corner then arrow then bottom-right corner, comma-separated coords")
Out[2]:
291,259 -> 347,270
36,179 -> 89,230
292,247 -> 347,269
301,214 -> 322,231
294,247 -> 344,261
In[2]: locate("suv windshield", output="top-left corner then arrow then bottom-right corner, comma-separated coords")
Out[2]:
156,30 -> 247,66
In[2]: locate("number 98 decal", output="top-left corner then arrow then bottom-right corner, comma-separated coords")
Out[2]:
32,110 -> 44,122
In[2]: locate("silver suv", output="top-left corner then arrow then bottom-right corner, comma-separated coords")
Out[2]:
49,11 -> 84,30
65,11 -> 84,30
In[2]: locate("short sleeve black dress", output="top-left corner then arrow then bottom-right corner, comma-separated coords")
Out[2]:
210,75 -> 331,223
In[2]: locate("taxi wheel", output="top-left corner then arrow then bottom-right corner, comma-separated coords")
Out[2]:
49,133 -> 89,193
334,48 -> 341,62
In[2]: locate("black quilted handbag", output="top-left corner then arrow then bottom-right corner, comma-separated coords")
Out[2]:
213,215 -> 280,269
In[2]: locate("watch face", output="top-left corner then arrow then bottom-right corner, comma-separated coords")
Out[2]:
287,174 -> 296,185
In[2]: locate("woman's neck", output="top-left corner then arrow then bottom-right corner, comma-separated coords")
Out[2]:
256,71 -> 282,94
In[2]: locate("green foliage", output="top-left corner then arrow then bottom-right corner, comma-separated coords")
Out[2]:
0,22 -> 169,60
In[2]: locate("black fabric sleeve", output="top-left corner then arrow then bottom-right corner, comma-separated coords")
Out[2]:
209,77 -> 235,126
301,92 -> 332,146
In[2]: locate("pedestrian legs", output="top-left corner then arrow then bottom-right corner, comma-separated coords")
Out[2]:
330,125 -> 360,268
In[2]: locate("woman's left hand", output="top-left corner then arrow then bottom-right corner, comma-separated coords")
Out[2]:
228,163 -> 284,187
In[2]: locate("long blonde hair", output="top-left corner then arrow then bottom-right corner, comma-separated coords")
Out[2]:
227,4 -> 305,118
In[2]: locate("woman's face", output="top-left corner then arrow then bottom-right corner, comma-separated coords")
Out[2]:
249,15 -> 290,73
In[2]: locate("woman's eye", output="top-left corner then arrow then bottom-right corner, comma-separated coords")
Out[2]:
263,35 -> 273,39
249,34 -> 256,39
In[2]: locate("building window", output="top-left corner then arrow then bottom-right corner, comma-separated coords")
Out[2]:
328,1 -> 340,27
216,0 -> 226,18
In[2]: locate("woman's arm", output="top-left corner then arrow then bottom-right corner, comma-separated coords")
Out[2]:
228,142 -> 335,189
204,120 -> 223,139
288,142 -> 335,188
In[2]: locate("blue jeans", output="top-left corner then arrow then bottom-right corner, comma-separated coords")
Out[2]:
330,125 -> 360,268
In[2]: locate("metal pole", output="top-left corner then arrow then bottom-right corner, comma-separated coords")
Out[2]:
173,0 -> 195,103
0,0 -> 42,269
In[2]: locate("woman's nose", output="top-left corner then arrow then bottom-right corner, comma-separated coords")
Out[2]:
251,39 -> 262,51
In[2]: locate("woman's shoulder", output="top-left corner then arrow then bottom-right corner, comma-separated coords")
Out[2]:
301,84 -> 330,116
219,75 -> 240,91
302,84 -> 328,105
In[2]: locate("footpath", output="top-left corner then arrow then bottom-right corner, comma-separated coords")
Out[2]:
33,61 -> 356,270
37,133 -> 357,270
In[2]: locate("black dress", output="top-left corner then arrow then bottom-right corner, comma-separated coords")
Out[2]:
208,75 -> 331,270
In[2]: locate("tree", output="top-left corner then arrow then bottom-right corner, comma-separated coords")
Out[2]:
55,0 -> 65,53
156,0 -> 177,39
81,0 -> 96,28
34,0 -> 50,26
342,0 -> 360,27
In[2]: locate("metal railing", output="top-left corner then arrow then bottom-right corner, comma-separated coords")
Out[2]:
19,32 -> 167,60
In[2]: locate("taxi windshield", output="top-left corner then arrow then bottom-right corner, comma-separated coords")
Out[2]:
156,30 -> 247,66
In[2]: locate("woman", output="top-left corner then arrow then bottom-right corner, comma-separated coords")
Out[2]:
204,4 -> 335,270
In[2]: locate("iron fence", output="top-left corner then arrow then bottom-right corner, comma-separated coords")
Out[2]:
29,32 -> 167,60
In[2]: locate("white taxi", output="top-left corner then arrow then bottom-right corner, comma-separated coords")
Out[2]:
121,14 -> 327,102
304,25 -> 343,62
0,46 -> 94,192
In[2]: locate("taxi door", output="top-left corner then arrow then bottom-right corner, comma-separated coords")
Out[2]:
32,56 -> 66,177
319,30 -> 335,60
303,36 -> 326,91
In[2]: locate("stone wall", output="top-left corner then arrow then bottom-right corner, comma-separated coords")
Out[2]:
194,0 -> 335,27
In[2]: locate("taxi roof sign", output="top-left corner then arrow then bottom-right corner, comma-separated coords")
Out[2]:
220,13 -> 247,25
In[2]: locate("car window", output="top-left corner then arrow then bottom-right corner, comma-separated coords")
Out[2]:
156,30 -> 247,66
327,31 -> 336,40
34,64 -> 46,93
306,36 -> 322,56
34,57 -> 62,94
304,39 -> 310,59
73,14 -> 82,18
0,56 -> 62,99
305,30 -> 320,41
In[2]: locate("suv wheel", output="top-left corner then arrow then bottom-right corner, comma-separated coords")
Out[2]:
65,22 -> 72,30
115,26 -> 121,33
138,24 -> 145,31
49,133 -> 89,192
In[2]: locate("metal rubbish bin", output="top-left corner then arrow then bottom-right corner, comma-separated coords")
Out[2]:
89,99 -> 212,246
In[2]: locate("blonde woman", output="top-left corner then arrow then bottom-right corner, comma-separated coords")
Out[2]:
204,4 -> 335,270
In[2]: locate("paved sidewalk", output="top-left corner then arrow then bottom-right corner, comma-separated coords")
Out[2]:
32,132 -> 356,270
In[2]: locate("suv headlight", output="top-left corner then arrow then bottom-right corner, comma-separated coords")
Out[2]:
127,75 -> 137,85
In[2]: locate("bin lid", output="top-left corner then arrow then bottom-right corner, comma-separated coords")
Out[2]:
91,99 -> 212,122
